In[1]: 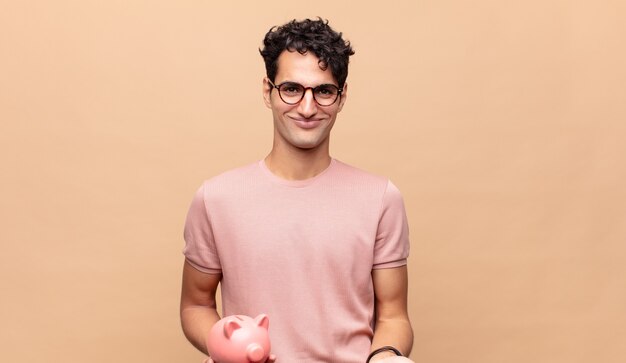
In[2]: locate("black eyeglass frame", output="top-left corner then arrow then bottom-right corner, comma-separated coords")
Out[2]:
267,79 -> 343,106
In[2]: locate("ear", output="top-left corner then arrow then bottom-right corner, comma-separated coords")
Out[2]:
224,317 -> 242,338
263,77 -> 273,109
254,314 -> 269,330
337,82 -> 348,112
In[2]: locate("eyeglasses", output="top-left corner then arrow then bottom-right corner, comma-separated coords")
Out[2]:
268,79 -> 343,106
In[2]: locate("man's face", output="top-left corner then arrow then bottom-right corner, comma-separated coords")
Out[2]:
263,50 -> 347,151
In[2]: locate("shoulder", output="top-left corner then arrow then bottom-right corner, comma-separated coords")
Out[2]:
332,159 -> 388,184
331,159 -> 398,192
197,161 -> 262,198
331,160 -> 407,212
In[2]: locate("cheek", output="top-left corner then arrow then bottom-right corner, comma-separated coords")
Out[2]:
273,102 -> 297,116
325,108 -> 341,119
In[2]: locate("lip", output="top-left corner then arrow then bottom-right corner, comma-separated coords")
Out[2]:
291,118 -> 322,129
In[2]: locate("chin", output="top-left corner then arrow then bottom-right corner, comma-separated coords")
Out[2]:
292,141 -> 322,150
291,135 -> 330,150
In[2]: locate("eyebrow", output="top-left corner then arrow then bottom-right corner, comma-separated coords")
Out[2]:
279,81 -> 339,87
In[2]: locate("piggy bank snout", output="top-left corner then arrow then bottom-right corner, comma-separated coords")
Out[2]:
246,343 -> 265,362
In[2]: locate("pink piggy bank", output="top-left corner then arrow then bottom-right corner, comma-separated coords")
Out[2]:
207,314 -> 271,363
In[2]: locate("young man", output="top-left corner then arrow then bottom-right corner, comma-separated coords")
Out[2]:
181,18 -> 413,362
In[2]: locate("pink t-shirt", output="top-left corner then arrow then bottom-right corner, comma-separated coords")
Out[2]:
183,159 -> 410,362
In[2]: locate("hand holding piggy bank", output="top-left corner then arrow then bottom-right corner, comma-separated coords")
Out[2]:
206,314 -> 271,363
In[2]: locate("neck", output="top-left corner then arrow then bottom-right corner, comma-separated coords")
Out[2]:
264,143 -> 332,181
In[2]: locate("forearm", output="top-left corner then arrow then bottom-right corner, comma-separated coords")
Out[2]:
370,266 -> 413,360
369,317 -> 413,361
181,304 -> 221,354
180,261 -> 223,355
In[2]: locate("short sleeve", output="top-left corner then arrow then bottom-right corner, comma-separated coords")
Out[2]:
182,183 -> 222,274
373,180 -> 410,269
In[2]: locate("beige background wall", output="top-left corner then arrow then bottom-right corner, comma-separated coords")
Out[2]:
1,1 -> 624,362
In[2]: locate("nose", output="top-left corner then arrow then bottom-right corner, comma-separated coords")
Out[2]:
296,88 -> 318,118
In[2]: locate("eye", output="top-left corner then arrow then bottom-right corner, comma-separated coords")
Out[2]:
315,85 -> 338,98
280,83 -> 303,95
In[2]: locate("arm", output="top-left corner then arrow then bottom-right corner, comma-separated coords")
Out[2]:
369,265 -> 414,361
180,259 -> 222,354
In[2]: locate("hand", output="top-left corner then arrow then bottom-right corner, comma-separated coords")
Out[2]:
203,354 -> 277,363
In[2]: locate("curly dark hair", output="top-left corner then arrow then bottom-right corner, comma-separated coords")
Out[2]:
259,18 -> 355,88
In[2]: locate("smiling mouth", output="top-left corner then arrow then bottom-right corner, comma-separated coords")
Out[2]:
292,118 -> 322,129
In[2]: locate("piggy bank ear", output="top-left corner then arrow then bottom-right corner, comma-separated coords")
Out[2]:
254,314 -> 269,330
224,318 -> 242,338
